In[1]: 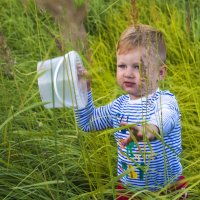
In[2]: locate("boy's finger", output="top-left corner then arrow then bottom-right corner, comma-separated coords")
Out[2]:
78,69 -> 88,76
137,131 -> 143,138
86,79 -> 91,91
120,136 -> 132,146
119,121 -> 128,126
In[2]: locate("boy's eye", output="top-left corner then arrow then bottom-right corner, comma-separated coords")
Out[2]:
117,64 -> 126,69
132,64 -> 139,69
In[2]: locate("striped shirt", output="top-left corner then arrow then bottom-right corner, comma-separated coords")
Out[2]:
75,89 -> 182,191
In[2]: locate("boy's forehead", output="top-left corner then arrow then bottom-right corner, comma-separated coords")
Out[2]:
118,45 -> 148,54
117,47 -> 151,59
117,47 -> 159,66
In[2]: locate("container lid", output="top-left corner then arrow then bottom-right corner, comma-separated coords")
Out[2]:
54,51 -> 88,109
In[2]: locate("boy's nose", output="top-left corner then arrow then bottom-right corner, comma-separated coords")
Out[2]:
124,67 -> 135,78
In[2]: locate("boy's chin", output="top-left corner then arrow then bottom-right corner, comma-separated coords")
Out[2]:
128,95 -> 141,100
127,89 -> 156,99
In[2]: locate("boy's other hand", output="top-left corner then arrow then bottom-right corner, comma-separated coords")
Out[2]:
119,122 -> 159,146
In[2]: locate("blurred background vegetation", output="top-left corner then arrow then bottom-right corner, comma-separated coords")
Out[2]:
0,0 -> 199,199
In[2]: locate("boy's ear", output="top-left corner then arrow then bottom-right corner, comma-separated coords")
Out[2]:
159,65 -> 167,80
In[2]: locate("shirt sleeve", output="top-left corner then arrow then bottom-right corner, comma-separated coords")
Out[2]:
149,94 -> 181,136
75,91 -> 113,132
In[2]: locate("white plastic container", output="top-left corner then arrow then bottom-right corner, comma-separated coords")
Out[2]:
37,51 -> 88,109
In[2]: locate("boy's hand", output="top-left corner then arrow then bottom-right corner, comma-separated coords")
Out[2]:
119,122 -> 159,146
77,64 -> 91,91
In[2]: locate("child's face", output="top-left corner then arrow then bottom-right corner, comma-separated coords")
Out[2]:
116,47 -> 165,100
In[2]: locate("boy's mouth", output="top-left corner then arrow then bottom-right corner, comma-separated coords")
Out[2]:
124,81 -> 135,87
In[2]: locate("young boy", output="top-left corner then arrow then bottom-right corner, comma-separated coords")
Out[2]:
75,25 -> 187,199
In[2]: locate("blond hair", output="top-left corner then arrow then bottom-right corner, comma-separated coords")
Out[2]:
116,24 -> 166,65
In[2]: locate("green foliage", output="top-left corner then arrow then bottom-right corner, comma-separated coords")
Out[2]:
0,0 -> 200,199
73,0 -> 85,8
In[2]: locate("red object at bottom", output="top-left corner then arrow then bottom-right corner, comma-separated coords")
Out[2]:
170,175 -> 188,200
116,176 -> 188,200
116,183 -> 136,200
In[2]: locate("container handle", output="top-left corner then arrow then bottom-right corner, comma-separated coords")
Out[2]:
54,56 -> 65,104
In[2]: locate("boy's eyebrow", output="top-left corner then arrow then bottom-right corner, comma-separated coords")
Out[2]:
131,62 -> 142,67
117,62 -> 140,66
132,62 -> 140,65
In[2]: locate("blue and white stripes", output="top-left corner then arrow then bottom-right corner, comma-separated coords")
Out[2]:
75,89 -> 182,190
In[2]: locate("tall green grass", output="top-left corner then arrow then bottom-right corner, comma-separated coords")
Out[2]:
0,0 -> 199,199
